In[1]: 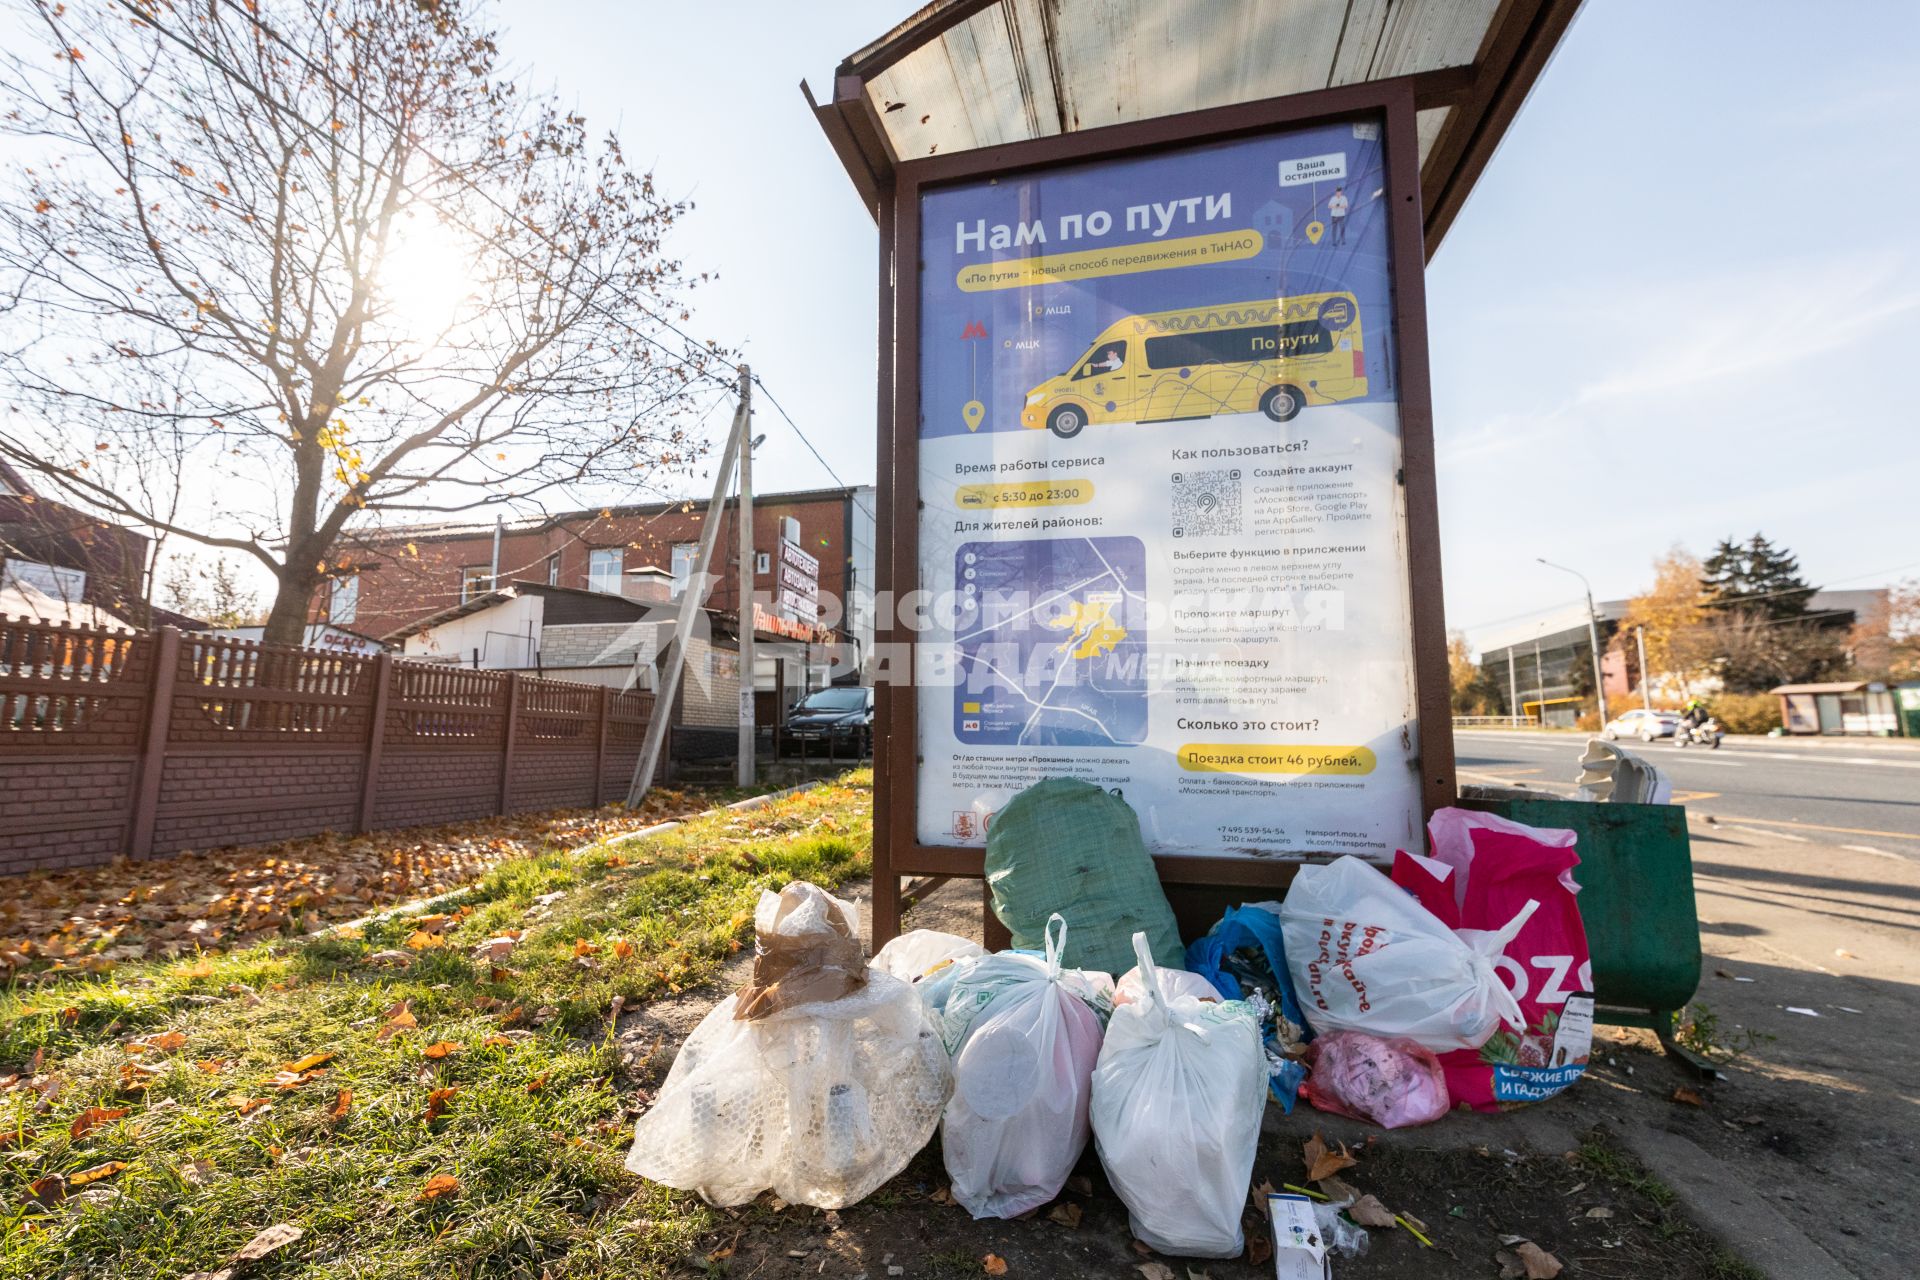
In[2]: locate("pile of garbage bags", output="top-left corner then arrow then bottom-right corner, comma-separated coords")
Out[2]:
625,791 -> 1596,1261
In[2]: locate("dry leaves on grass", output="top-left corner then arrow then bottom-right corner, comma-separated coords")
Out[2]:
421,1087 -> 459,1124
375,1001 -> 417,1041
68,1160 -> 127,1187
0,790 -> 712,974
982,1255 -> 1008,1276
416,1173 -> 460,1201
69,1106 -> 128,1139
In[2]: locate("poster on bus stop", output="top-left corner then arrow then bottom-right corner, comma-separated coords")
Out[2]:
913,118 -> 1422,860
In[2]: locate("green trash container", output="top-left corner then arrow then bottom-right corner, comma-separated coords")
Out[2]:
1459,793 -> 1712,1074
1896,682 -> 1920,739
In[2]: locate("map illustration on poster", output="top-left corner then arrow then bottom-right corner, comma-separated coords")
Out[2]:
915,119 -> 1423,860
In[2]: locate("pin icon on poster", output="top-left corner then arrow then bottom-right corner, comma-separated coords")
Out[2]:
1304,220 -> 1325,245
962,400 -> 986,431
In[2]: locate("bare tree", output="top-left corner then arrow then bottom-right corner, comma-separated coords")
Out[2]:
0,0 -> 721,643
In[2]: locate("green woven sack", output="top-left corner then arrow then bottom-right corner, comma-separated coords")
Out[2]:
984,778 -> 1183,976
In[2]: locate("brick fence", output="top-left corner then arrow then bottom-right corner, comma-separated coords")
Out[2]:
0,617 -> 656,876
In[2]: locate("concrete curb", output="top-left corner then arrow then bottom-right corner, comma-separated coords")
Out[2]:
1618,1121 -> 1862,1280
310,779 -> 836,940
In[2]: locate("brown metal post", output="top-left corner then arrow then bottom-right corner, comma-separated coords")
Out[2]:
592,684 -> 611,806
1381,80 -> 1459,815
128,626 -> 181,859
869,181 -> 902,948
356,652 -> 394,833
498,672 -> 521,816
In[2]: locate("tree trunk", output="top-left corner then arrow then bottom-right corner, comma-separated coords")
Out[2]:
261,568 -> 317,646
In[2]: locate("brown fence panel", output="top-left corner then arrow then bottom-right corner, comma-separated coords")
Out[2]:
149,633 -> 377,856
603,687 -> 658,800
374,661 -> 513,830
0,620 -> 657,876
0,618 -> 150,872
508,676 -> 600,813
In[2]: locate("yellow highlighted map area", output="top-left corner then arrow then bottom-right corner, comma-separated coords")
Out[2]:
956,230 -> 1264,293
1177,744 -> 1378,776
1045,599 -> 1127,661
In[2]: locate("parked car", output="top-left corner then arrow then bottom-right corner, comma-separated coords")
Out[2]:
1601,708 -> 1680,742
782,686 -> 874,756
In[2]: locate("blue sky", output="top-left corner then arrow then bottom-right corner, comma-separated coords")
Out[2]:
493,0 -> 1920,647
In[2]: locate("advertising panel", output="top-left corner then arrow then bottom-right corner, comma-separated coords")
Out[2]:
914,118 -> 1422,860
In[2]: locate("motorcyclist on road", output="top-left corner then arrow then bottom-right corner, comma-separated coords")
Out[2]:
1680,698 -> 1711,741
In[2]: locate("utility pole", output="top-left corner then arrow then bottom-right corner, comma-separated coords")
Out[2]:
489,513 -> 503,590
1532,636 -> 1544,727
627,366 -> 749,806
1635,625 -> 1652,710
1538,558 -> 1610,727
737,393 -> 761,789
1507,648 -> 1519,727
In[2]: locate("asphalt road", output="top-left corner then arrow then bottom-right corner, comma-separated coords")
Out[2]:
1453,729 -> 1920,857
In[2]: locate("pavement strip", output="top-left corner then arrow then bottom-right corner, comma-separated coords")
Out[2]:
1841,843 -> 1901,860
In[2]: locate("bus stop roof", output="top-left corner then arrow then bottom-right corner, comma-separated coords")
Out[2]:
807,0 -> 1582,258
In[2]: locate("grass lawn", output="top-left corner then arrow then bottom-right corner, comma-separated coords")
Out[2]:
0,770 -> 873,1280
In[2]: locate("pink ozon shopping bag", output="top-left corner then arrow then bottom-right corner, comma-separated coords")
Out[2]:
1393,810 -> 1594,1112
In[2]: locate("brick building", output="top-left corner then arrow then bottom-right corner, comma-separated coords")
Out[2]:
321,484 -> 877,679
0,459 -> 153,624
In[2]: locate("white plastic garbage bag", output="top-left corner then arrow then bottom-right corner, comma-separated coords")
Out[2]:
625,883 -> 951,1208
874,927 -> 988,1018
872,929 -> 985,982
1278,855 -> 1533,1052
938,914 -> 1109,1219
1114,962 -> 1222,1007
1091,932 -> 1268,1258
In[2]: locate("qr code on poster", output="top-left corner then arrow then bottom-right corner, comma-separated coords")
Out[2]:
1171,468 -> 1243,538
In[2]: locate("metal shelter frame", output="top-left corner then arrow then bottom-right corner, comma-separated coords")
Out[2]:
805,1 -> 1584,945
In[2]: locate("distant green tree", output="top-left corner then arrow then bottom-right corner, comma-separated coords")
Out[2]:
1701,534 -> 1817,619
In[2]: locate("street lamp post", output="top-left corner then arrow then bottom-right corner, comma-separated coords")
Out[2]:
1537,557 -> 1609,727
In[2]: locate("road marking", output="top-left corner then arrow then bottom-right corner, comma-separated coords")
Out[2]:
1704,815 -> 1920,842
1843,844 -> 1902,860
1671,790 -> 1720,802
1660,756 -> 1746,768
1721,824 -> 1804,842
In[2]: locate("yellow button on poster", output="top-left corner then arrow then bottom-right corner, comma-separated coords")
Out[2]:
1177,744 -> 1378,775
956,230 -> 1264,292
954,479 -> 1094,509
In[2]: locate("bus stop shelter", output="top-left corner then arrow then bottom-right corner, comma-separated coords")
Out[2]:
805,0 -> 1585,944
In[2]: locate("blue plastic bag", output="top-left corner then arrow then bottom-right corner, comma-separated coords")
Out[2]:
1185,904 -> 1311,1110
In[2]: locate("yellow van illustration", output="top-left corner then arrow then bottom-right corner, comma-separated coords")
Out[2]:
1019,293 -> 1366,439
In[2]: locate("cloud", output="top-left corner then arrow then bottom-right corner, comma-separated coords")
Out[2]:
1436,249 -> 1920,467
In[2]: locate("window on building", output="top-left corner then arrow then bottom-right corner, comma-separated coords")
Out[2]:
2,559 -> 86,601
546,553 -> 561,585
460,565 -> 491,603
589,548 -> 624,594
329,573 -> 359,625
670,542 -> 697,598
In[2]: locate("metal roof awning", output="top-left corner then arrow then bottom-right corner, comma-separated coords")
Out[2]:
807,0 -> 1581,257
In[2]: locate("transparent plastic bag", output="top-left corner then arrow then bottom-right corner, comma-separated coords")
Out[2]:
872,929 -> 986,1017
625,882 -> 951,1208
939,915 -> 1108,1219
1300,1030 -> 1450,1128
1092,932 -> 1268,1258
